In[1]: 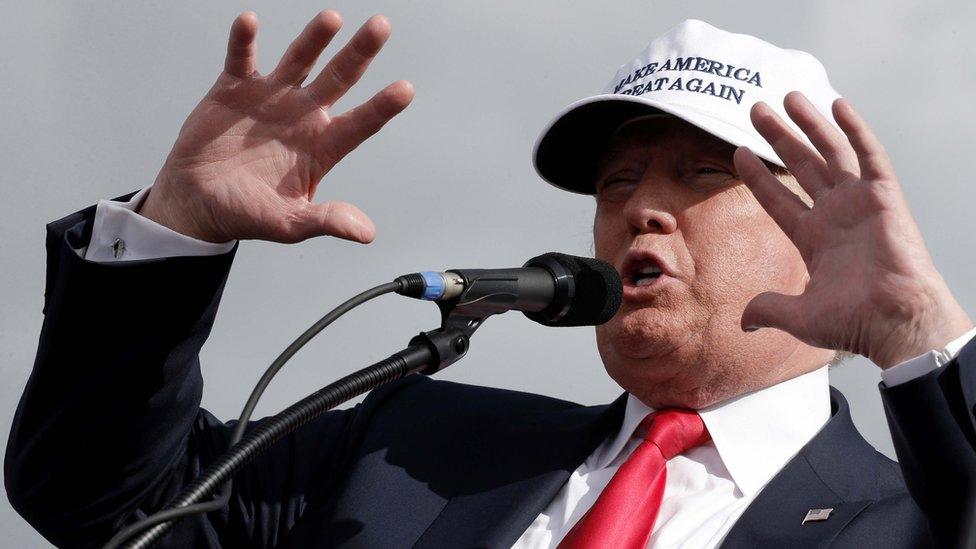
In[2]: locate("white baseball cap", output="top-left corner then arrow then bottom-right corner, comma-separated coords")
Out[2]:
533,19 -> 842,194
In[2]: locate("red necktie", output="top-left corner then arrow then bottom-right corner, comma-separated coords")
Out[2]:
557,409 -> 711,549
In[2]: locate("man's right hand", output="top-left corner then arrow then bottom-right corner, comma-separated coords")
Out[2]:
139,11 -> 413,244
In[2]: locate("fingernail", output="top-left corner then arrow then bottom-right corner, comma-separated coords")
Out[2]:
834,97 -> 854,113
359,223 -> 376,244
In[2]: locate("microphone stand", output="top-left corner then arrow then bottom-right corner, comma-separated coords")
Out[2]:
123,302 -> 491,549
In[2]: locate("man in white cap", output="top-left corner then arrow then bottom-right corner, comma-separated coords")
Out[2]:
7,11 -> 975,549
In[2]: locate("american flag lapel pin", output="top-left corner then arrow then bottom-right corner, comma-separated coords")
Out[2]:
802,508 -> 834,524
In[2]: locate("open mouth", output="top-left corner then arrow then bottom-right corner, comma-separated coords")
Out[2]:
620,252 -> 672,296
631,264 -> 663,287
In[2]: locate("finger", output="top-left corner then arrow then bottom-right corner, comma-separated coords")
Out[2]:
750,102 -> 832,198
783,91 -> 859,178
832,98 -> 895,181
741,291 -> 804,334
271,10 -> 342,86
734,147 -> 808,237
322,80 -> 415,163
225,12 -> 259,78
296,201 -> 376,243
307,15 -> 392,107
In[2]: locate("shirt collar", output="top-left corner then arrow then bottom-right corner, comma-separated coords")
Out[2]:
590,366 -> 831,497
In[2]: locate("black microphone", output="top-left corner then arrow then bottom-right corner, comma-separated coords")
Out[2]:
395,252 -> 622,327
111,254 -> 621,548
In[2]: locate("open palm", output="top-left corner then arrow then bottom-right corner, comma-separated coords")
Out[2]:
735,92 -> 971,368
142,11 -> 414,244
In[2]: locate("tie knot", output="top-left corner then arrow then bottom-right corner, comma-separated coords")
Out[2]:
638,409 -> 710,460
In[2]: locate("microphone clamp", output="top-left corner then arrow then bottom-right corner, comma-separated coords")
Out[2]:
395,271 -> 465,301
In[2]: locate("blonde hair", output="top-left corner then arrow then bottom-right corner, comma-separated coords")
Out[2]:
768,165 -> 813,207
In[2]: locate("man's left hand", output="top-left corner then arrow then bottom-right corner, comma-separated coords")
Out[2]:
733,91 -> 972,369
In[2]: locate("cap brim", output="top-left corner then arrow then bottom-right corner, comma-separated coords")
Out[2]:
533,94 -> 784,194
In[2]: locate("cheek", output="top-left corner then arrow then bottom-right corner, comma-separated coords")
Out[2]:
738,197 -> 807,292
593,203 -> 625,259
686,190 -> 806,306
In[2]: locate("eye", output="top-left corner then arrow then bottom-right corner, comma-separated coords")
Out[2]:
601,177 -> 632,189
682,163 -> 737,192
694,164 -> 733,177
596,172 -> 639,195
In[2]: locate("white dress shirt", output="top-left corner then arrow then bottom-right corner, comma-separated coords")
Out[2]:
81,187 -> 235,262
514,366 -> 831,548
82,189 -> 976,548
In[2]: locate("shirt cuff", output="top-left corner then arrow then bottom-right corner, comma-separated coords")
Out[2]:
81,187 -> 237,262
880,326 -> 976,386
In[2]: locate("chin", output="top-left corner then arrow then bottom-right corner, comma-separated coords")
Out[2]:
600,306 -> 697,360
596,308 -> 727,409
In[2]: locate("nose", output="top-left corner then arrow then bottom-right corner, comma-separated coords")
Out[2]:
623,184 -> 678,236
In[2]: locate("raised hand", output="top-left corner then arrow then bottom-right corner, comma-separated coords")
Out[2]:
734,92 -> 972,368
139,11 -> 414,244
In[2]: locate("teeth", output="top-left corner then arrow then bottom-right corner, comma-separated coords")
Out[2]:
631,262 -> 663,287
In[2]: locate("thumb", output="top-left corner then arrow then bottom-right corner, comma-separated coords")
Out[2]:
297,201 -> 376,244
741,291 -> 804,335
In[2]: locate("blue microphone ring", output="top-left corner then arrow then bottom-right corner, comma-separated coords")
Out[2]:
419,271 -> 446,300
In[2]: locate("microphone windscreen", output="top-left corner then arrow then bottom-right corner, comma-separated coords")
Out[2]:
523,253 -> 622,327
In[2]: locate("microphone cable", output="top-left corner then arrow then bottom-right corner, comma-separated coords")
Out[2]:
102,280 -> 403,549
103,254 -> 622,548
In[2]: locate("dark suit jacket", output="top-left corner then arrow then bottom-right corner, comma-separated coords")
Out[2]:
6,202 -> 976,548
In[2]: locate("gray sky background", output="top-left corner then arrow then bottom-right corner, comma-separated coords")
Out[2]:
2,1 -> 974,546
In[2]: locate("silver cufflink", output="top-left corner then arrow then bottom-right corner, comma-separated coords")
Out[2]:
802,508 -> 833,524
111,238 -> 126,259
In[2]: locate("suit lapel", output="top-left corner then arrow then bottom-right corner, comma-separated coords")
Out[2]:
720,387 -> 880,548
414,392 -> 628,549
717,463 -> 871,548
